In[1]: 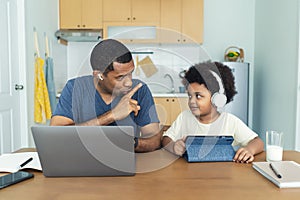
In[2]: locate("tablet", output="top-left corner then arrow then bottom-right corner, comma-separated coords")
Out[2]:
183,136 -> 235,162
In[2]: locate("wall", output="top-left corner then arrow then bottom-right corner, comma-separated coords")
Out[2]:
253,0 -> 299,149
25,0 -> 67,146
202,0 -> 256,127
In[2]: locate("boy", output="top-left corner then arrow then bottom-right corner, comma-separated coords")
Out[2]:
162,62 -> 264,163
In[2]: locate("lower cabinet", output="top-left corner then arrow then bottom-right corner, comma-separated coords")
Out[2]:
154,97 -> 189,126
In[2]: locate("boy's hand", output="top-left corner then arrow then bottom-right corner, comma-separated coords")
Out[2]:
174,136 -> 187,156
233,147 -> 254,163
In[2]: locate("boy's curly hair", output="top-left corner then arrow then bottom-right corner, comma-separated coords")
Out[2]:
183,61 -> 237,104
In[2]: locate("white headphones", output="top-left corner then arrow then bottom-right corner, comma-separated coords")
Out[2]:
210,70 -> 227,108
98,74 -> 103,81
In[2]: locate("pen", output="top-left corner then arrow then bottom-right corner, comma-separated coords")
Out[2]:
20,157 -> 33,168
269,163 -> 282,179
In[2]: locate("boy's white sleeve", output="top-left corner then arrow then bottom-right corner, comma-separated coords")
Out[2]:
232,115 -> 258,146
162,112 -> 185,142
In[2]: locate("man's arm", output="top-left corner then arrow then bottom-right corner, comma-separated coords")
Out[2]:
50,111 -> 115,126
50,83 -> 143,126
135,123 -> 162,152
162,136 -> 175,153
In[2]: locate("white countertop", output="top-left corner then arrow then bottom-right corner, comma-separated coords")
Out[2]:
152,93 -> 188,98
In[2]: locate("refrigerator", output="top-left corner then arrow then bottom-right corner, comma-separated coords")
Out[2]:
223,62 -> 249,125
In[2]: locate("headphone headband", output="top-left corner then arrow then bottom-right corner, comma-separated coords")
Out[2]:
210,70 -> 224,94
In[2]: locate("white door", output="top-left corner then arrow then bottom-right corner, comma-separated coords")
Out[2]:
0,0 -> 27,154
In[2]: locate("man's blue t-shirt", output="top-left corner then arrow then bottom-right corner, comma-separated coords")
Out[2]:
53,75 -> 159,135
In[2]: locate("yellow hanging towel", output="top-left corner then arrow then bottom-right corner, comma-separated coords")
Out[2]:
34,57 -> 52,123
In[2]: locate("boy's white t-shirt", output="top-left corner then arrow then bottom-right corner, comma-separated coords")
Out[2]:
163,110 -> 258,147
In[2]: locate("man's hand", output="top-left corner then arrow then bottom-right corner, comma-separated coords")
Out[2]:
112,83 -> 143,121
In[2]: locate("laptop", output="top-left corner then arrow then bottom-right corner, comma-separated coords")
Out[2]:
31,126 -> 135,177
183,136 -> 235,162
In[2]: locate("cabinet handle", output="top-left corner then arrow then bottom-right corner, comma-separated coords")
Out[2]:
183,39 -> 186,42
172,99 -> 175,102
77,25 -> 80,27
133,17 -> 136,20
127,17 -> 130,20
177,39 -> 180,42
166,99 -> 169,102
82,24 -> 86,27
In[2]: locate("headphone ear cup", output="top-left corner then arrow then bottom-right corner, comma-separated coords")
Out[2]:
211,92 -> 227,108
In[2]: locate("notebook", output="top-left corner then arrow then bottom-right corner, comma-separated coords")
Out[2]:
183,136 -> 235,162
31,126 -> 135,177
0,152 -> 42,173
253,161 -> 300,188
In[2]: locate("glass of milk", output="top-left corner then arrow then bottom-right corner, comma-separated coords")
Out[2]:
266,130 -> 284,162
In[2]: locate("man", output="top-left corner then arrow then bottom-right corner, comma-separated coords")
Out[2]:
50,39 -> 161,152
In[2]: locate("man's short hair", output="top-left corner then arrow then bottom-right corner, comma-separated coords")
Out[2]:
90,39 -> 132,73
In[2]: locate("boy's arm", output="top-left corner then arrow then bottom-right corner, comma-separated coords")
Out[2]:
162,136 -> 186,156
233,137 -> 264,163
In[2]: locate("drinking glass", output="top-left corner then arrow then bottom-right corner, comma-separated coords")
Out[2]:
266,130 -> 284,162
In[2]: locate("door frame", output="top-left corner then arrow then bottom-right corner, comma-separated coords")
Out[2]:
17,0 -> 28,148
13,0 -> 28,148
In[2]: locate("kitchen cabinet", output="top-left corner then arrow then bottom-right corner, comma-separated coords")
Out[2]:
59,0 -> 103,29
102,0 -> 160,43
154,97 -> 189,126
160,0 -> 203,44
103,0 -> 160,24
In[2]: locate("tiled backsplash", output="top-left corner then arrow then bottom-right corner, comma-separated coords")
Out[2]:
65,42 -> 209,93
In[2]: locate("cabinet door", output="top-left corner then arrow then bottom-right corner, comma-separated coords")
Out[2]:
154,97 -> 189,126
160,0 -> 182,43
182,0 -> 203,43
154,98 -> 172,126
170,98 -> 189,123
60,0 -> 82,29
103,0 -> 131,22
132,0 -> 160,24
82,0 -> 103,29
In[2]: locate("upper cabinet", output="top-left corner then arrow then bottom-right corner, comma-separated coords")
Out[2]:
103,0 -> 160,24
59,0 -> 103,29
160,0 -> 203,44
58,0 -> 203,43
102,0 -> 160,42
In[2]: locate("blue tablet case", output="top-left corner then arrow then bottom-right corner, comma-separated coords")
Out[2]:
183,136 -> 235,162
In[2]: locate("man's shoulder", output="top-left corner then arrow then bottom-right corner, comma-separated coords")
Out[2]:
72,75 -> 93,82
66,75 -> 93,87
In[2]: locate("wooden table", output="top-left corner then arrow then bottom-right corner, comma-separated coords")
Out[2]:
1,149 -> 300,200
